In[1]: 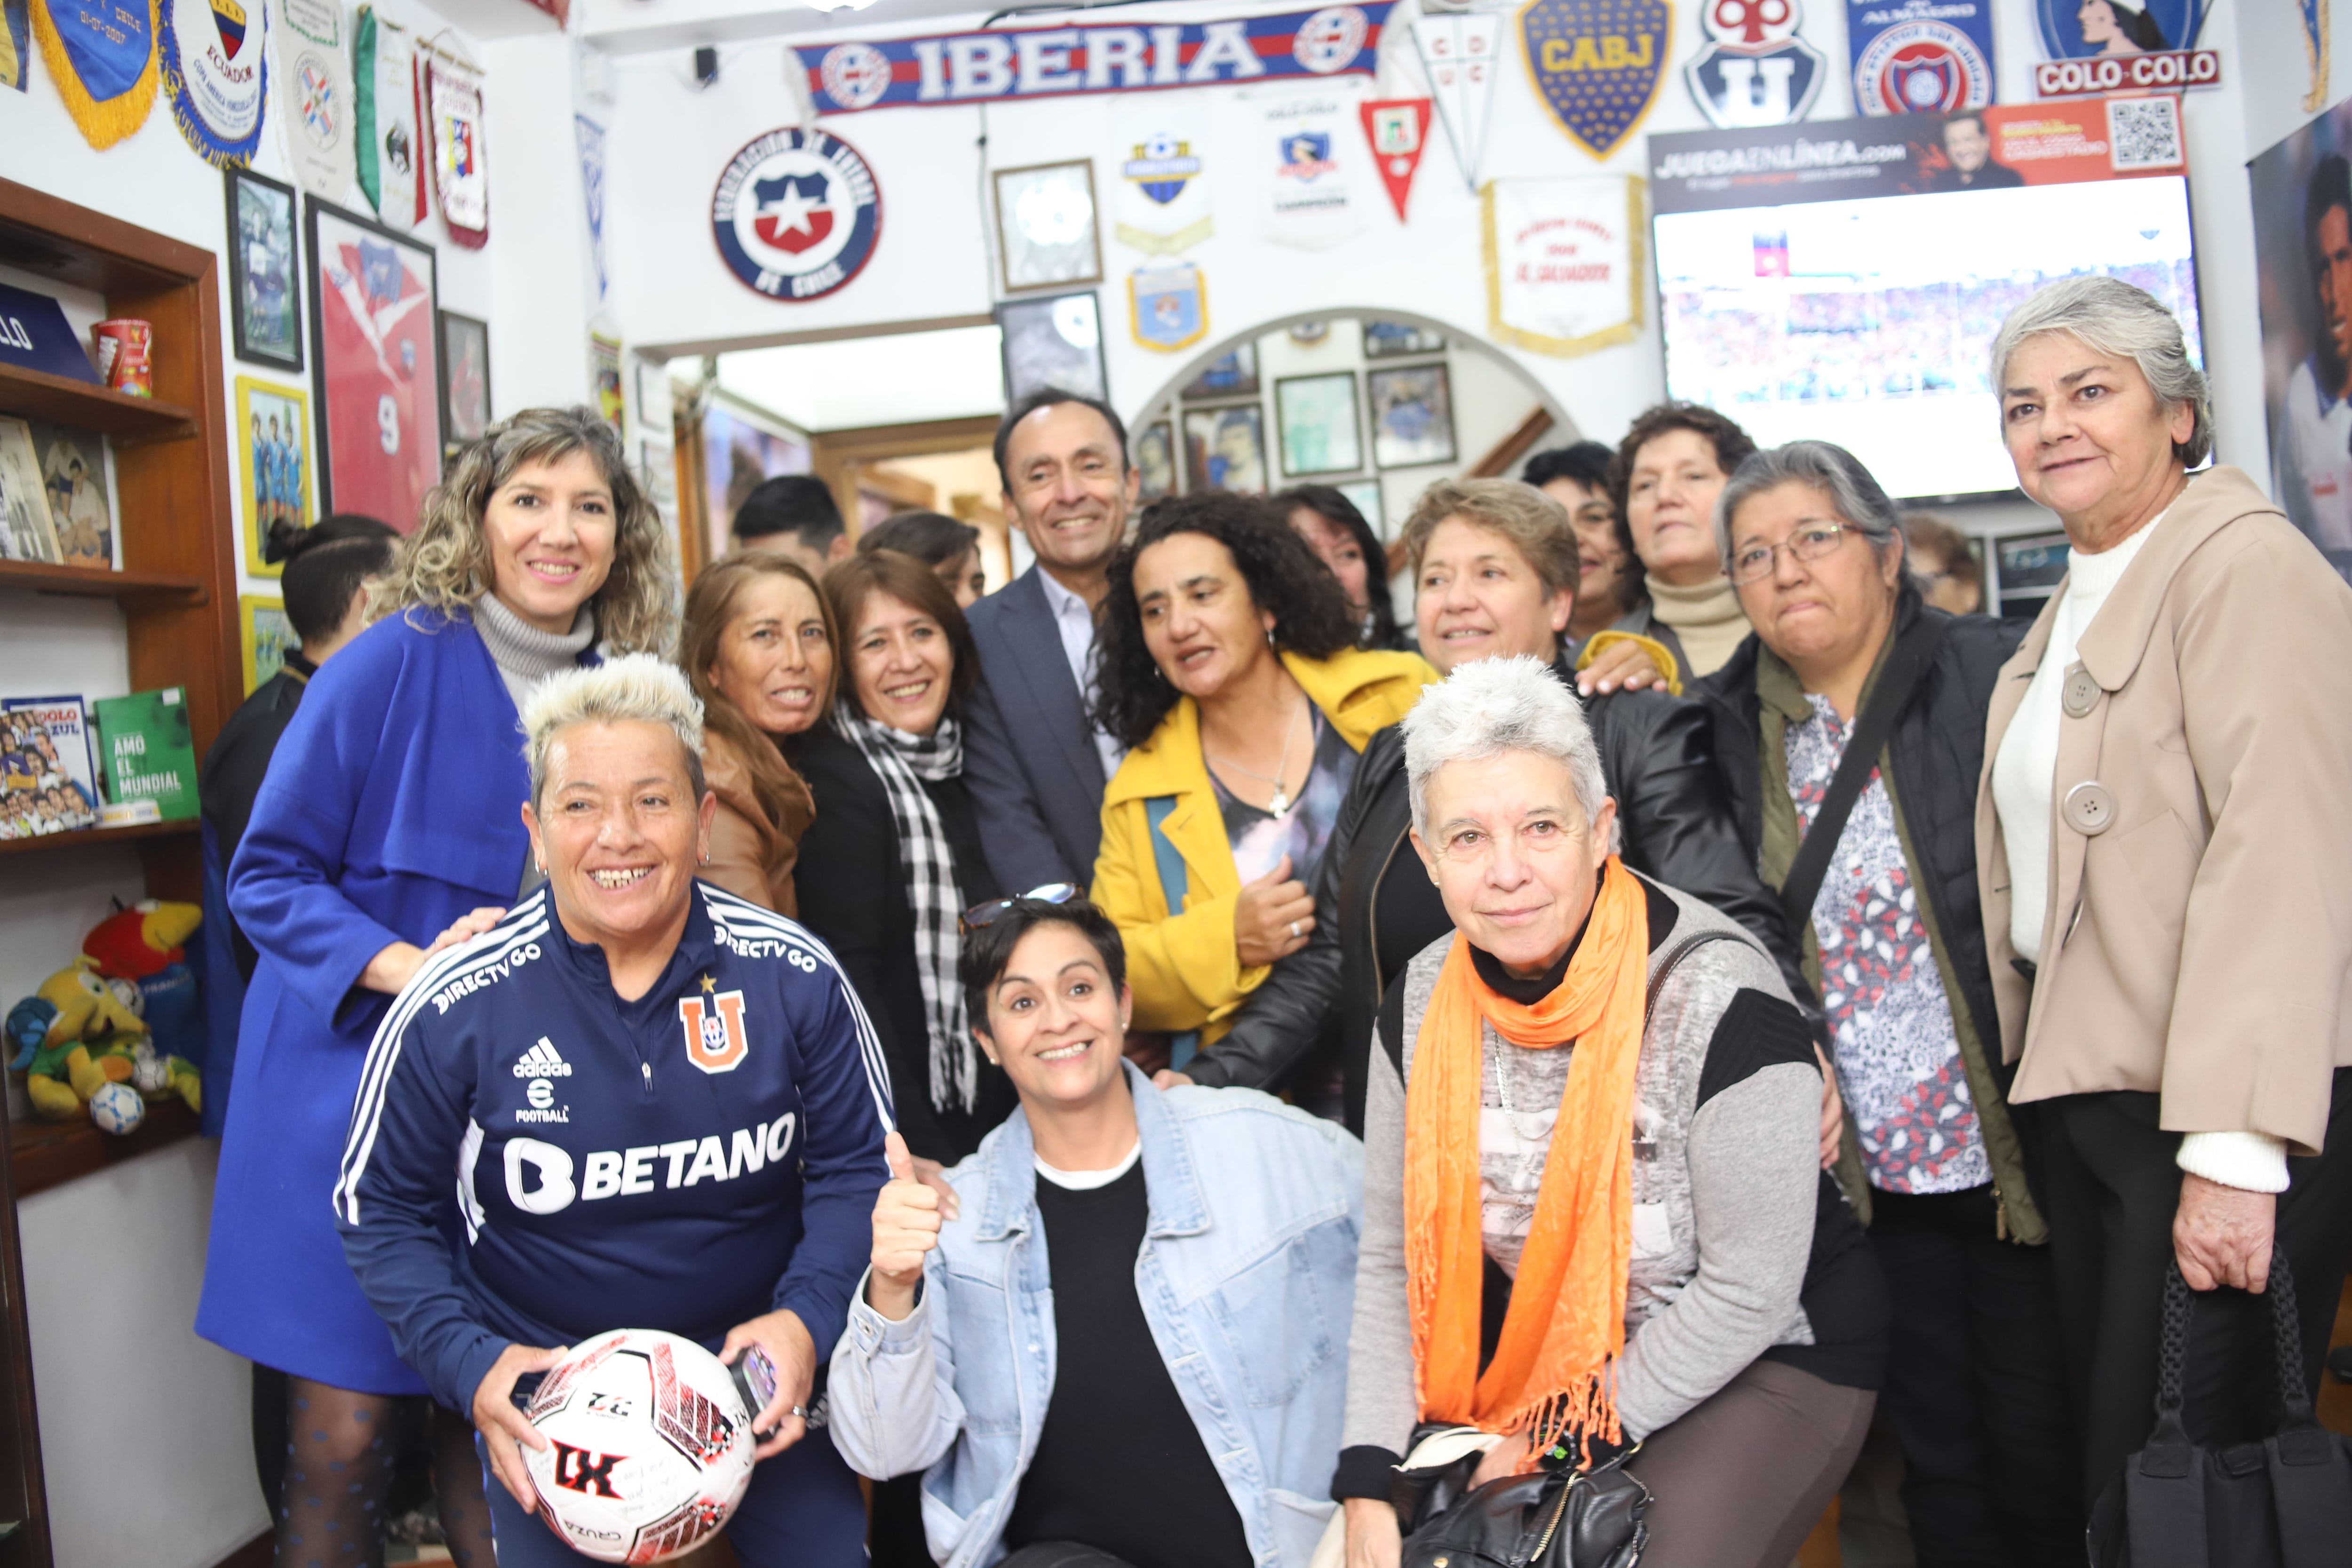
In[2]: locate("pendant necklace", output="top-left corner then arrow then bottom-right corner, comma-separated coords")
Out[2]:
1208,693 -> 1307,818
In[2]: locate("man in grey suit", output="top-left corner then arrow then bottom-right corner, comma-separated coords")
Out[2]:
963,389 -> 1139,895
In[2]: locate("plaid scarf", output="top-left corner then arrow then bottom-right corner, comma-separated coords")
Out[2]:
841,710 -> 976,1113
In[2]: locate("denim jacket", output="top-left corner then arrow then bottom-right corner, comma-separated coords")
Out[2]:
828,1064 -> 1364,1568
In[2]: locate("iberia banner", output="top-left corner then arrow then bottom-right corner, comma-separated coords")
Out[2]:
161,0 -> 267,167
1484,175 -> 1644,357
32,0 -> 159,148
797,3 -> 1393,114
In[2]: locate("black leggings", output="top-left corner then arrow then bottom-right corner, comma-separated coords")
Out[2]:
268,1375 -> 494,1568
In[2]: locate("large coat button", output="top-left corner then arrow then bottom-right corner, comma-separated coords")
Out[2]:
2062,669 -> 2101,718
2063,781 -> 2116,835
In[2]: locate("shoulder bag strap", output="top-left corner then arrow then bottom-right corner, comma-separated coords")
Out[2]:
1776,613 -> 1949,938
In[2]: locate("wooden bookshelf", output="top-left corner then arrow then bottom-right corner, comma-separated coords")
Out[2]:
0,820 -> 196,858
0,363 -> 198,442
0,176 -> 241,1568
0,559 -> 206,605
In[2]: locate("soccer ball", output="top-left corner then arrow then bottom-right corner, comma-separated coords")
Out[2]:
88,1082 -> 144,1135
522,1329 -> 757,1563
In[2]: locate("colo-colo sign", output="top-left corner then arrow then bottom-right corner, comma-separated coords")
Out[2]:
2032,50 -> 2219,98
797,4 -> 1393,114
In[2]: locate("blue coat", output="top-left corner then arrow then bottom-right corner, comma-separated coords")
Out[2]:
195,607 -> 587,1393
961,566 -> 1106,894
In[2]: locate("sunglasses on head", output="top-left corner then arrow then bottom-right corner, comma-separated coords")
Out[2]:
960,883 -> 1081,933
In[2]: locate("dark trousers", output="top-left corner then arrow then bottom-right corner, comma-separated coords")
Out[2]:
2035,1071 -> 2352,1510
1869,1183 -> 2082,1568
997,1546 -> 1140,1568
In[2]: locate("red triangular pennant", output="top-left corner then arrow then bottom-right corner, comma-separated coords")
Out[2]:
1359,98 -> 1433,223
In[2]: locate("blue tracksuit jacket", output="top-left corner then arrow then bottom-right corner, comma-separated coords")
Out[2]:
334,881 -> 895,1416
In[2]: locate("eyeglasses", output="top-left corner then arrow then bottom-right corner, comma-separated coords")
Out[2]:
1728,521 -> 1852,586
960,883 -> 1081,933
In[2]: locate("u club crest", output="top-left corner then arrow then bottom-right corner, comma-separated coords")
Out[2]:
1518,0 -> 1673,160
712,128 -> 883,303
1686,0 -> 1825,127
677,991 -> 750,1075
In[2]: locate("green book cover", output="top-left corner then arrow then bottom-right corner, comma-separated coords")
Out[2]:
92,688 -> 198,821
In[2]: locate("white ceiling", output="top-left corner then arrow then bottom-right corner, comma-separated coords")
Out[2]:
580,0 -> 1228,57
716,323 -> 1009,431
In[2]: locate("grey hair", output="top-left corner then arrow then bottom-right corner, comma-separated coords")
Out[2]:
1988,276 -> 2212,467
520,654 -> 707,810
1715,440 -> 1915,593
1401,655 -> 1618,852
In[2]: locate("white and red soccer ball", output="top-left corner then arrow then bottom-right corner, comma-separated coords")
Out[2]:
523,1329 -> 757,1563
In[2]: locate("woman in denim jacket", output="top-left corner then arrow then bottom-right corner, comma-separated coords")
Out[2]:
829,895 -> 1363,1568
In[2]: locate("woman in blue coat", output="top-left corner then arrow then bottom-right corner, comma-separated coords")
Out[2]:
197,407 -> 676,1567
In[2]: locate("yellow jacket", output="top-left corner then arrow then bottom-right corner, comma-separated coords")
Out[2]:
1092,646 -> 1437,1044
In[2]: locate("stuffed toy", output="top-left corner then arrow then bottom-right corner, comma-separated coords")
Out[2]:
84,900 -> 202,979
15,960 -> 144,1120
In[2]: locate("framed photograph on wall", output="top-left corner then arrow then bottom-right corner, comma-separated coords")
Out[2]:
235,377 -> 314,577
993,160 -> 1103,293
998,292 -> 1108,404
438,310 -> 492,454
1183,404 -> 1267,494
1275,372 -> 1361,478
1136,419 -> 1178,501
1368,364 -> 1456,470
306,196 -> 440,531
1182,344 -> 1257,400
239,594 -> 298,694
227,166 -> 303,372
1362,319 -> 1446,359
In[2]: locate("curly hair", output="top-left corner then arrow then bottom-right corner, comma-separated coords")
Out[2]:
366,406 -> 677,655
1093,491 -> 1358,750
1603,403 -> 1756,567
679,551 -> 837,829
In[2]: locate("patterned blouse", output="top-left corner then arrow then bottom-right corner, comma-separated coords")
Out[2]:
1787,693 -> 1988,1194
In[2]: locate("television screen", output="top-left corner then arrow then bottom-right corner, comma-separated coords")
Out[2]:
1649,104 -> 2201,502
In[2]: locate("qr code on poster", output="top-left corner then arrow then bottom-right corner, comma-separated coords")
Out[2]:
2106,96 -> 2183,172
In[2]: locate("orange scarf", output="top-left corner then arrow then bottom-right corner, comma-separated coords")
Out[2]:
1404,856 -> 1649,1460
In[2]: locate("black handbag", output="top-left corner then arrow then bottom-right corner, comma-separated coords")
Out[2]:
2087,1256 -> 2352,1568
1390,1423 -> 1647,1568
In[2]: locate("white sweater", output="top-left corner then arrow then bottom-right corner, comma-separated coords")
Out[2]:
1989,514 -> 2287,1194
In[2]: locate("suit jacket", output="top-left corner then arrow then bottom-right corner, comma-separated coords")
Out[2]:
962,565 -> 1107,894
1974,467 -> 2352,1153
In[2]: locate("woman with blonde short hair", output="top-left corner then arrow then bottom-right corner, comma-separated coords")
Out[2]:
199,408 -> 672,1566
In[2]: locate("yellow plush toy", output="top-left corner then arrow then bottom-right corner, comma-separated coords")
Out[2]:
24,960 -> 146,1120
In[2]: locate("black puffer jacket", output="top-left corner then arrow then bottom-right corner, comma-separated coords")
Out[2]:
1189,655 -> 1804,1131
1693,589 -> 2021,1078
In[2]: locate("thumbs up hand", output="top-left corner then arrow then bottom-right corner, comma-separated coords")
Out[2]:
868,1129 -> 942,1321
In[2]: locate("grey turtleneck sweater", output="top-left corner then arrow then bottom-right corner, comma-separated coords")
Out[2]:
472,593 -> 596,716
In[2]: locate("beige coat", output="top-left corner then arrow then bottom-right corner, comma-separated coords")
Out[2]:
1975,467 -> 2352,1155
701,728 -> 815,918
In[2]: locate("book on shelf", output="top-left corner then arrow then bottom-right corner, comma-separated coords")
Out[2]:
0,417 -> 60,565
28,422 -> 113,567
91,687 -> 198,822
0,695 -> 102,839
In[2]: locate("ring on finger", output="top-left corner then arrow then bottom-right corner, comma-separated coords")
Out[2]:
1287,920 -> 1300,939
789,1404 -> 810,1419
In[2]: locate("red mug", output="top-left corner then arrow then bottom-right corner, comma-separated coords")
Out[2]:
91,318 -> 153,397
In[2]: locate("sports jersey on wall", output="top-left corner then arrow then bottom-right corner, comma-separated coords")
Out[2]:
308,197 -> 441,531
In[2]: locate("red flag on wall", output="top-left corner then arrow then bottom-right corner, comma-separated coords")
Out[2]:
1359,98 -> 1433,222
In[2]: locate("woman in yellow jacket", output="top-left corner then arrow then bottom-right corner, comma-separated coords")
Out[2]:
1090,493 -> 1436,1083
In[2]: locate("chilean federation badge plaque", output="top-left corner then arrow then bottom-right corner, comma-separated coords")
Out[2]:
713,128 -> 883,303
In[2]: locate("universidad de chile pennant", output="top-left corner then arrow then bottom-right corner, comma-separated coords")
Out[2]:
1518,0 -> 1672,161
798,4 -> 1392,113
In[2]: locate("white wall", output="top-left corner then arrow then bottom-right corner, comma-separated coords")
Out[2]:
17,1141 -> 259,1568
3,8 -> 594,1563
593,0 -> 2296,549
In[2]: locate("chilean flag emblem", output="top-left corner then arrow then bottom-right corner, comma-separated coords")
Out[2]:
752,172 -> 835,255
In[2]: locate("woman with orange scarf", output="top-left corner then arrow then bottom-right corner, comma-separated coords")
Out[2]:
1336,657 -> 1886,1568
